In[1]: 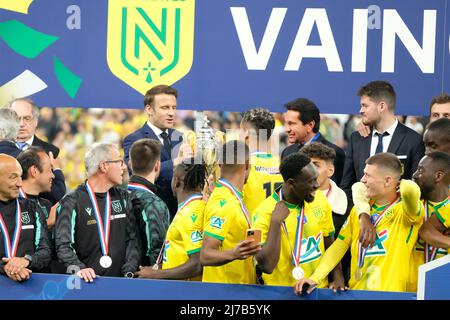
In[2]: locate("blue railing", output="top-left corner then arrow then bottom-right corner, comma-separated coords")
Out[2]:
0,274 -> 415,300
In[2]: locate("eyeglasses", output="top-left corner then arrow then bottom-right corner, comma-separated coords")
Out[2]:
104,159 -> 124,166
18,116 -> 34,124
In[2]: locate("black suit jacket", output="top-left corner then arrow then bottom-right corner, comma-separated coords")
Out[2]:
123,123 -> 183,219
32,135 -> 60,158
281,133 -> 346,186
340,122 -> 425,197
32,135 -> 65,205
0,140 -> 21,158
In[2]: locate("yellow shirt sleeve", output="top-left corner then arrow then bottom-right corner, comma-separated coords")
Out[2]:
322,195 -> 335,237
399,179 -> 423,225
352,182 -> 371,216
252,207 -> 270,245
203,201 -> 235,241
182,211 -> 203,255
309,238 -> 350,284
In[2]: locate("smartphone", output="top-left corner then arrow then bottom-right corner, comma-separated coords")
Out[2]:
246,229 -> 261,243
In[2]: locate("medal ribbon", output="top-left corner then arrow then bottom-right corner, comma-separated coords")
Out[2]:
424,197 -> 450,262
357,196 -> 400,269
278,190 -> 305,268
86,181 -> 111,257
127,182 -> 155,195
155,193 -> 203,265
217,178 -> 251,227
18,188 -> 27,199
0,199 -> 22,258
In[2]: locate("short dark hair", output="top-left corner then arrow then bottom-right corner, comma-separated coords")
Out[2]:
427,151 -> 450,173
218,140 -> 249,167
299,142 -> 336,163
129,139 -> 161,175
17,146 -> 46,180
144,85 -> 178,108
174,158 -> 207,192
429,93 -> 450,114
358,80 -> 396,112
241,108 -> 275,139
284,98 -> 320,133
279,153 -> 311,182
427,117 -> 450,134
366,152 -> 402,176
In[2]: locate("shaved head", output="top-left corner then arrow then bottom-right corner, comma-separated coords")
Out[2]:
0,154 -> 22,201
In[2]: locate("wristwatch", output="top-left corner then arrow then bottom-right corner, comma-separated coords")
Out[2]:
124,272 -> 134,278
24,254 -> 33,266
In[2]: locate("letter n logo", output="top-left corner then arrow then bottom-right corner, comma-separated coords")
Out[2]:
107,0 -> 195,93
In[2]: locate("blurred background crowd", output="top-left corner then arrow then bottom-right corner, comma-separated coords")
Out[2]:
36,107 -> 428,191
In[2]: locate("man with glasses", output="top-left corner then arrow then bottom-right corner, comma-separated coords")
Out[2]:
8,98 -> 65,205
55,143 -> 140,282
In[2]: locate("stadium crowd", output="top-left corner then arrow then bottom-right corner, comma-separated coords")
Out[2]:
0,80 -> 449,295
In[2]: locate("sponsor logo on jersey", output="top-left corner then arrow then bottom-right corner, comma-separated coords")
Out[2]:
219,200 -> 227,207
190,230 -> 203,243
190,214 -> 198,223
299,232 -> 323,264
210,216 -> 225,230
254,166 -> 280,175
85,207 -> 92,216
365,229 -> 388,256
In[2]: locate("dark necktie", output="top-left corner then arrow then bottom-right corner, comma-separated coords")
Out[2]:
375,132 -> 389,154
160,131 -> 172,158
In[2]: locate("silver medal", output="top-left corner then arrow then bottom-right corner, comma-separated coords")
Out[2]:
100,255 -> 112,268
292,266 -> 304,280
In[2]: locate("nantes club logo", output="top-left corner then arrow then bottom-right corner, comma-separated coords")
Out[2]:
107,0 -> 195,93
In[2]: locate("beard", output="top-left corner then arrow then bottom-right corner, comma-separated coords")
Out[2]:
305,192 -> 315,203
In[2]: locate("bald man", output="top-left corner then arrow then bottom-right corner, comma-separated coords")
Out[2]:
0,154 -> 51,282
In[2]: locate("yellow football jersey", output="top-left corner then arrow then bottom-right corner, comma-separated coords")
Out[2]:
243,152 -> 283,215
330,182 -> 423,292
202,180 -> 256,284
252,188 -> 334,287
162,195 -> 206,281
409,198 -> 450,291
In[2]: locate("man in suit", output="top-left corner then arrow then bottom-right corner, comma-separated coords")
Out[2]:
123,85 -> 183,219
428,93 -> 450,123
281,98 -> 345,186
0,108 -> 21,158
9,98 -> 65,205
340,80 -> 425,199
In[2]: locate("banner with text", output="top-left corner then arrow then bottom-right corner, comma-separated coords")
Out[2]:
0,0 -> 448,115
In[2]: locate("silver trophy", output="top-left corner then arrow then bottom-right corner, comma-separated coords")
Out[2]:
194,111 -> 218,175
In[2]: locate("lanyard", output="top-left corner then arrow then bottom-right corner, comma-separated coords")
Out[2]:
217,178 -> 251,227
127,182 -> 155,195
155,193 -> 203,265
0,199 -> 22,258
278,190 -> 305,267
85,181 -> 111,256
357,196 -> 400,268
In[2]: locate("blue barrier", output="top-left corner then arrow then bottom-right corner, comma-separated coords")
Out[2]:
0,273 -> 415,300
418,255 -> 450,300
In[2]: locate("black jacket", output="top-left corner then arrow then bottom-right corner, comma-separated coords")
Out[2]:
55,184 -> 140,277
340,122 -> 425,198
281,133 -> 346,186
0,198 -> 52,275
